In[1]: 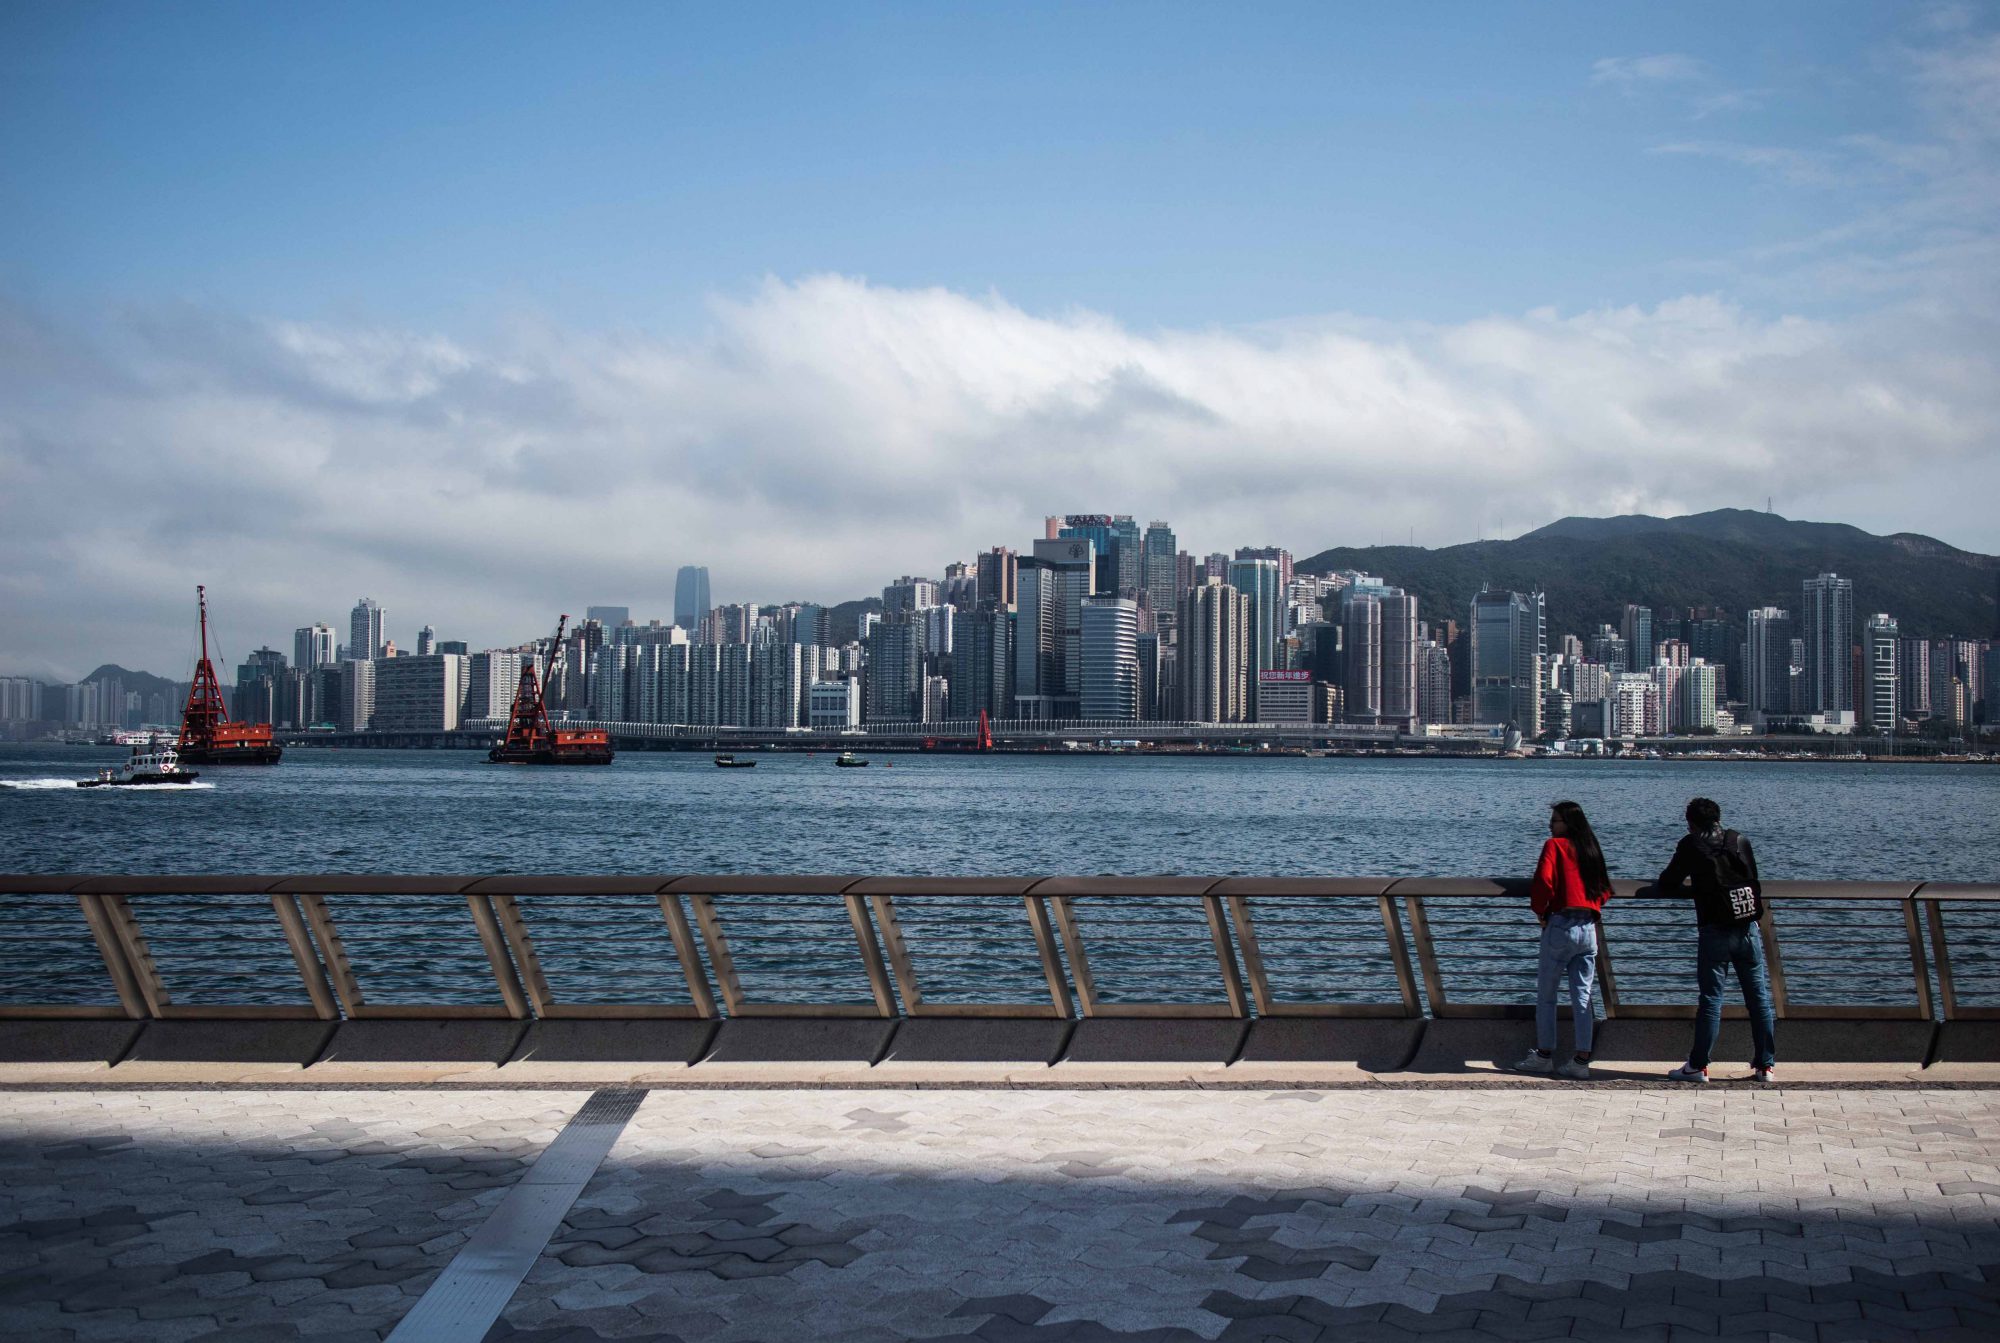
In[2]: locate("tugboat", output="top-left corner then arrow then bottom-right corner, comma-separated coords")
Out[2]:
487,615 -> 615,765
834,751 -> 869,768
713,753 -> 756,768
178,586 -> 282,765
79,739 -> 200,787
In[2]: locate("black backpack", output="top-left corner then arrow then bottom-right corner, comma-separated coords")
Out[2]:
1703,830 -> 1761,924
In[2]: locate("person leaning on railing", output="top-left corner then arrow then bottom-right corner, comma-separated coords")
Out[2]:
1514,800 -> 1615,1081
1654,796 -> 1778,1086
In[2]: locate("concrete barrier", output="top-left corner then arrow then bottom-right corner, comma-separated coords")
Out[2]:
112,1020 -> 337,1082
305,1020 -> 528,1082
497,1019 -> 717,1083
0,1020 -> 143,1080
689,1018 -> 898,1083
1227,1018 -> 1425,1083
1051,1019 -> 1248,1082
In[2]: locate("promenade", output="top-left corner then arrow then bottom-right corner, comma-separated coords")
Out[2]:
3,1085 -> 1998,1341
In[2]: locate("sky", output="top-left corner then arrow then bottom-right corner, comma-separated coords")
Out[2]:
2,2 -> 1997,677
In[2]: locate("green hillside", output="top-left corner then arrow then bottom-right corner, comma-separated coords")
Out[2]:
1296,509 -> 1998,641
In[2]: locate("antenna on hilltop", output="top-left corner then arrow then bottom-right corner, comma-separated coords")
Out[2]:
1767,496 -> 1773,514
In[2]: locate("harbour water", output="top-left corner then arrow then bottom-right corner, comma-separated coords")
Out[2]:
4,744 -> 1995,1010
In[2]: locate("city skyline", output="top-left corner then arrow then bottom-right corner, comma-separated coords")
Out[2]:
3,6 -> 1998,676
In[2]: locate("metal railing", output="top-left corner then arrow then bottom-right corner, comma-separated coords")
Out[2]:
4,874 -> 1997,1026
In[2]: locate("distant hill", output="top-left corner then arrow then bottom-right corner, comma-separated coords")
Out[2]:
828,597 -> 884,647
82,664 -> 186,697
1296,509 -> 1998,641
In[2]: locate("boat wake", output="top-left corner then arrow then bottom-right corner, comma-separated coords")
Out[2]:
1,778 -> 215,791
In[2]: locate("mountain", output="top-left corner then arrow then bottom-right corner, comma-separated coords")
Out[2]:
828,597 -> 885,647
81,664 -> 187,697
1296,509 -> 1998,641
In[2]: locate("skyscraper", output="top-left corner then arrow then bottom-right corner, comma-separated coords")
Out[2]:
1744,607 -> 1797,717
1861,614 -> 1899,732
1622,605 -> 1655,672
1141,521 -> 1178,631
1898,637 -> 1932,719
673,566 -> 711,630
866,618 -> 923,723
1381,592 -> 1419,728
348,598 -> 384,662
1080,597 -> 1140,721
1801,573 -> 1855,714
1228,556 -> 1283,713
294,624 -> 335,671
949,605 -> 1015,719
1470,590 -> 1546,731
416,624 -> 436,656
585,605 -> 630,629
1342,593 -> 1382,721
975,547 -> 1018,609
1178,579 -> 1250,723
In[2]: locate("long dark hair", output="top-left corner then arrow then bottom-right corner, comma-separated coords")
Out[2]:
1551,800 -> 1613,897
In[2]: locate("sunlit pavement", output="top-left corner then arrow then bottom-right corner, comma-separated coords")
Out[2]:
3,1088 -> 1999,1341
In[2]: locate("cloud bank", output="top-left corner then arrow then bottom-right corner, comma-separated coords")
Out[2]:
2,275 -> 1996,678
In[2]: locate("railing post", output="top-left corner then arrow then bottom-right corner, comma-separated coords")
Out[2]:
868,895 -> 925,1016
1903,895 -> 1934,1022
1021,894 -> 1074,1018
844,891 -> 898,1018
102,895 -> 170,1018
74,893 -> 147,1020
1377,894 -> 1421,1018
464,894 -> 530,1020
1594,921 -> 1621,1019
1403,895 -> 1447,1015
299,894 -> 366,1015
656,893 -> 718,1019
490,895 -> 554,1018
1205,895 -> 1249,1018
1048,897 -> 1099,1017
269,894 -> 339,1021
688,893 -> 746,1016
1924,897 -> 1958,1021
1226,896 -> 1274,1017
1757,907 -> 1790,1019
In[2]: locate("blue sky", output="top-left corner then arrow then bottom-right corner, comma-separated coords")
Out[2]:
1,2 -> 1996,673
0,2 -> 1945,328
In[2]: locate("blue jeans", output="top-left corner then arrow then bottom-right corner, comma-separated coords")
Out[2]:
1536,912 -> 1597,1054
1689,923 -> 1778,1070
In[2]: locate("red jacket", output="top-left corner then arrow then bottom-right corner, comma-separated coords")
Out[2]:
1530,836 -> 1609,919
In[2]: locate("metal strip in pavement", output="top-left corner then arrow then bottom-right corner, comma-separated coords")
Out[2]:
386,1086 -> 645,1343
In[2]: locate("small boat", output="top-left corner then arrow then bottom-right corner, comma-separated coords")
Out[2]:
713,753 -> 757,768
834,752 -> 869,768
79,740 -> 200,788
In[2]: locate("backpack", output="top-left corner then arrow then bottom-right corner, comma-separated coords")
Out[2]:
1704,830 -> 1761,924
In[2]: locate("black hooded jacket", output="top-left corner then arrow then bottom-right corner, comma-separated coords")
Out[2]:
1656,827 -> 1763,927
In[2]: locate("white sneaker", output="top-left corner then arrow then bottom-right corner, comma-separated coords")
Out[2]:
1752,1065 -> 1776,1085
1557,1058 -> 1592,1081
1513,1050 -> 1555,1074
1668,1063 -> 1708,1083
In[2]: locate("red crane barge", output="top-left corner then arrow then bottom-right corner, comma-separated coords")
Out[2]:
178,585 -> 282,765
487,614 -> 615,765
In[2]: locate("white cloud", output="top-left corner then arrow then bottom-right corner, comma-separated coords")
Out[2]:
1591,54 -> 1708,87
2,278 -> 1996,678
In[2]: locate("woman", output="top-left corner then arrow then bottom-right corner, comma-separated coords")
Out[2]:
1514,799 -> 1614,1080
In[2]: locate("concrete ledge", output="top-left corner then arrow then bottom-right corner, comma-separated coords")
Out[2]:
873,1018 -> 1073,1080
1926,1021 -> 2000,1081
0,1020 -> 144,1080
689,1018 -> 898,1083
1226,1018 -> 1426,1083
496,1019 -> 717,1083
1391,1018 -> 1538,1079
1049,1019 -> 1247,1082
304,1019 -> 528,1082
110,1020 -> 337,1082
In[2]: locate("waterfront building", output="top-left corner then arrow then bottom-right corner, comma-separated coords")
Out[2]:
337,660 -> 375,731
1899,638 -> 1932,719
866,618 -> 923,723
294,624 -> 335,671
673,566 -> 710,630
1057,514 -> 1141,594
717,643 -> 752,726
587,644 -> 628,721
348,599 -> 384,662
1178,578 -> 1250,724
1080,596 -> 1141,721
464,652 -> 524,723
1255,670 -> 1314,724
1541,687 -> 1573,740
1015,540 -> 1092,717
1136,631 -> 1166,722
1986,645 -> 2000,725
787,603 -> 829,647
1341,592 -> 1382,722
1744,607 -> 1797,717
949,605 -> 1015,720
686,644 -> 722,725
1611,673 -> 1659,737
1947,638 -> 1987,714
1141,522 -> 1178,632
923,603 -> 956,657
1381,592 -> 1419,729
808,678 -> 861,729
751,641 -> 805,729
368,654 -> 466,732
1651,662 -> 1684,731
1681,661 -> 1720,732
922,674 -> 950,723
1862,615 -> 1900,732
1228,556 -> 1283,714
1470,589 -> 1546,733
1622,605 -> 1654,672
1236,545 -> 1294,590
652,643 -> 692,724
1417,638 -> 1452,727
1801,573 -> 1855,714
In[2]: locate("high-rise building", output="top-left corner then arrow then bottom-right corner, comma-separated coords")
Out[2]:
750,641 -> 805,729
975,547 -> 1018,609
416,625 -> 436,656
1341,592 -> 1382,721
1800,573 -> 1855,715
808,678 -> 862,729
585,605 -> 630,629
1179,579 -> 1250,723
1055,515 -> 1139,594
1860,614 -> 1899,732
1016,540 -> 1093,717
1228,556 -> 1283,713
883,576 -> 939,614
1136,631 -> 1166,722
1681,662 -> 1720,731
1622,605 -> 1655,672
1744,607 -> 1797,717
294,624 -> 336,671
1611,673 -> 1659,737
1235,546 -> 1294,590
371,654 -> 468,732
1141,521 -> 1178,631
465,651 -> 524,722
1898,638 -> 1932,719
866,618 -> 923,723
1381,592 -> 1419,728
949,605 -> 1014,720
348,598 -> 384,662
1417,639 -> 1452,727
1470,590 -> 1545,732
673,566 -> 711,630
1080,597 -> 1141,721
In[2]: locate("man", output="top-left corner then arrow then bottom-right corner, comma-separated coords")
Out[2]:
1654,797 -> 1777,1084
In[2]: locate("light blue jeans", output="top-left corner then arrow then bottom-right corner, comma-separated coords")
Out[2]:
1536,912 -> 1598,1054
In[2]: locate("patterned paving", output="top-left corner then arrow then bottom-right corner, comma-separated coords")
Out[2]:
2,1088 -> 1999,1340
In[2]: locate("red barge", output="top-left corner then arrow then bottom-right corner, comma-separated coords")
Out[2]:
178,585 -> 282,765
488,614 -> 614,765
